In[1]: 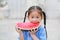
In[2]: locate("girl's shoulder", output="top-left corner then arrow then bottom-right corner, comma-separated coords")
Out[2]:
38,25 -> 45,31
38,25 -> 44,29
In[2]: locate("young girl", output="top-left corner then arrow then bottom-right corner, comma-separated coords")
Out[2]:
16,6 -> 47,40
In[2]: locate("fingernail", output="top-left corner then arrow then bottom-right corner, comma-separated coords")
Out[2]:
32,29 -> 34,31
29,30 -> 31,32
18,28 -> 20,30
35,28 -> 37,31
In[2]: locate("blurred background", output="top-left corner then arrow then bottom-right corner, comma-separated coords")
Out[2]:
0,0 -> 60,40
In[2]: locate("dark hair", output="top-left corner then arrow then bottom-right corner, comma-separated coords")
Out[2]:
24,6 -> 42,22
43,11 -> 47,38
23,6 -> 47,38
28,6 -> 42,17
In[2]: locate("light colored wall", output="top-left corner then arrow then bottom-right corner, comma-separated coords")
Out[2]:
0,0 -> 60,40
0,0 -> 60,19
46,0 -> 60,19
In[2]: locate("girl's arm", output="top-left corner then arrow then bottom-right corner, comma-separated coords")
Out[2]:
19,30 -> 24,40
30,34 -> 39,40
15,27 -> 24,40
30,29 -> 39,40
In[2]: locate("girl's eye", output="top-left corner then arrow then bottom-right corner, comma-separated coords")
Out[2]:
36,17 -> 39,18
32,17 -> 34,18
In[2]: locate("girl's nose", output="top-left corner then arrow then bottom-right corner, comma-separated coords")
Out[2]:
33,19 -> 37,22
33,18 -> 37,21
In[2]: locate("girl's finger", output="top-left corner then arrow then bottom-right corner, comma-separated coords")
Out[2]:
29,28 -> 38,32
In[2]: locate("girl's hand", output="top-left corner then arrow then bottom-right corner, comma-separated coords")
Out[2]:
29,28 -> 38,35
18,29 -> 24,40
15,27 -> 24,40
19,29 -> 24,40
15,27 -> 20,33
30,29 -> 37,35
29,28 -> 39,40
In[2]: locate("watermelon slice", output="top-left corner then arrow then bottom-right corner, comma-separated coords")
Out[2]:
16,22 -> 40,30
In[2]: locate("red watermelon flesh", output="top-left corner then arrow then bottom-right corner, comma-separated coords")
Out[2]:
16,22 -> 40,30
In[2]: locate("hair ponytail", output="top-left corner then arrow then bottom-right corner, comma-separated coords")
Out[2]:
42,11 -> 47,38
23,11 -> 28,22
42,11 -> 46,27
23,6 -> 47,38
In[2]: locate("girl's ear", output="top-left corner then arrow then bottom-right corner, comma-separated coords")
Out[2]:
26,16 -> 28,17
26,16 -> 29,18
42,14 -> 44,19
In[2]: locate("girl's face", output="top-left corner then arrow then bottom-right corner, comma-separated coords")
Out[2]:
28,11 -> 42,23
